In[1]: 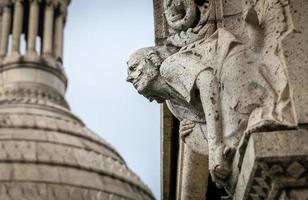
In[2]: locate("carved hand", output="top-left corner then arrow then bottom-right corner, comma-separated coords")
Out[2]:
179,119 -> 195,140
210,144 -> 231,188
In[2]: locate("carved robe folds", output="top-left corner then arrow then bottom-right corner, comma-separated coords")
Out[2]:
163,27 -> 296,156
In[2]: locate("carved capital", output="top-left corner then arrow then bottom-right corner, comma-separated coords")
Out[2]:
0,0 -> 13,7
58,3 -> 67,17
62,0 -> 70,6
45,0 -> 55,7
12,0 -> 24,3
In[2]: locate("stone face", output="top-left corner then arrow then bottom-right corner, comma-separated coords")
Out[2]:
0,0 -> 154,199
129,0 -> 308,199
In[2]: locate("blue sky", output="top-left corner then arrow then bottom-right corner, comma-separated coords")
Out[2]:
64,1 -> 160,199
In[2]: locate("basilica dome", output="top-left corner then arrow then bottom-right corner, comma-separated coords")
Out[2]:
0,95 -> 153,199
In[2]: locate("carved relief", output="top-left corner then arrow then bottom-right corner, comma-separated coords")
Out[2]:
164,0 -> 216,47
0,85 -> 69,109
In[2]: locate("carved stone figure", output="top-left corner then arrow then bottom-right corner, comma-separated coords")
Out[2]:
164,0 -> 217,47
128,0 -> 298,196
128,0 -> 308,198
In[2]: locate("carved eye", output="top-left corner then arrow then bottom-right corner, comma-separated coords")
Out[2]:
129,64 -> 137,71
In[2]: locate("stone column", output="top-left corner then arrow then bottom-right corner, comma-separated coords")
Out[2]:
176,141 -> 209,200
26,0 -> 39,56
42,0 -> 54,57
11,0 -> 24,56
0,2 -> 12,58
54,5 -> 66,63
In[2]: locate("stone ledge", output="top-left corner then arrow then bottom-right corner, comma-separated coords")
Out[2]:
233,128 -> 308,200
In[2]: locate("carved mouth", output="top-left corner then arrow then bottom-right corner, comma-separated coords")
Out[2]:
133,79 -> 140,87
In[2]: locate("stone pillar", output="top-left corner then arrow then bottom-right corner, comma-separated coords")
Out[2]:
11,0 -> 23,56
176,141 -> 208,200
54,5 -> 65,63
26,0 -> 39,56
42,0 -> 54,57
0,2 -> 12,58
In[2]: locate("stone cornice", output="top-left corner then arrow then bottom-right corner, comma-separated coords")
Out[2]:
0,57 -> 68,88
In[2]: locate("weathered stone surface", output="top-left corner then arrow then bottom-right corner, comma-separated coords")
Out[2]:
177,141 -> 208,199
233,128 -> 308,200
281,0 -> 308,123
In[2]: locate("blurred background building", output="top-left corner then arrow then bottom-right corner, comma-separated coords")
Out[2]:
0,0 -> 155,199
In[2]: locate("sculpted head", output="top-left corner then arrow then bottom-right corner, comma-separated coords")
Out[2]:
127,47 -> 162,93
127,46 -> 177,102
127,46 -> 177,103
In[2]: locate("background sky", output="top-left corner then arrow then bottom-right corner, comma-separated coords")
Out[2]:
64,1 -> 160,199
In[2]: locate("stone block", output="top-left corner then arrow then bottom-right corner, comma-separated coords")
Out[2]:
233,128 -> 308,199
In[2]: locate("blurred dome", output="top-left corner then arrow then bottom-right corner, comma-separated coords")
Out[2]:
0,103 -> 153,199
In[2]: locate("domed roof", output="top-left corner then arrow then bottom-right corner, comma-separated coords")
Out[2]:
0,90 -> 153,200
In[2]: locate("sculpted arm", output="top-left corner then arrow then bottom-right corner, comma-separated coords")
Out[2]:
196,70 -> 222,146
196,70 -> 229,186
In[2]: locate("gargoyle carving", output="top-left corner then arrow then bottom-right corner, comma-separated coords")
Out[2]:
164,0 -> 216,47
127,0 -> 297,197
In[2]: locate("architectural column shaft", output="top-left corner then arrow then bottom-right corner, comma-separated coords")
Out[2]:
42,4 -> 54,56
12,0 -> 24,54
0,6 -> 12,57
27,0 -> 39,53
54,14 -> 64,62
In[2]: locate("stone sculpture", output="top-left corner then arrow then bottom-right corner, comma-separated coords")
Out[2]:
128,0 -> 304,198
164,0 -> 217,47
